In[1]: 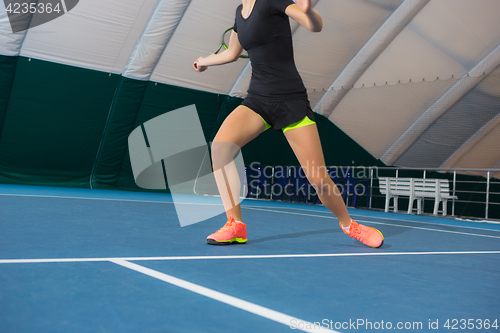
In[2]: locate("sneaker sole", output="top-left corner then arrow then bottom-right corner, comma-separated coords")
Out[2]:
206,238 -> 247,245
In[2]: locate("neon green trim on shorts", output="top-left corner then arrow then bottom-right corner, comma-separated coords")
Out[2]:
239,105 -> 314,132
282,116 -> 316,133
240,105 -> 272,131
259,115 -> 272,131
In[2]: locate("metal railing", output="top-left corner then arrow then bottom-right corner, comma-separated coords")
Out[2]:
365,167 -> 500,220
214,165 -> 500,220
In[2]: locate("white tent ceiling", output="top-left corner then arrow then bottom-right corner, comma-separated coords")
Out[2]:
1,0 -> 499,171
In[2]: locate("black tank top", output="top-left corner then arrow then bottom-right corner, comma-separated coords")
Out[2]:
234,0 -> 308,101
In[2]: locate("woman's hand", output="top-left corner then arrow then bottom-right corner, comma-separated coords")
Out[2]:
296,0 -> 311,13
193,57 -> 208,72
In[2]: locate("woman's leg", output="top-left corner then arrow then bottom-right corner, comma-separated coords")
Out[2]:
212,106 -> 267,222
284,124 -> 351,227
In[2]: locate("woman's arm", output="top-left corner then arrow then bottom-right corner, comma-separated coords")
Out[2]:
285,0 -> 322,32
193,30 -> 244,72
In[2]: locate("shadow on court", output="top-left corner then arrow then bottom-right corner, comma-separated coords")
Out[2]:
2,186 -> 500,333
378,225 -> 411,238
250,228 -> 340,243
250,227 -> 393,249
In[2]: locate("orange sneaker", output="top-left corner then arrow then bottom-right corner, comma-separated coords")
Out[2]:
207,216 -> 247,245
340,220 -> 384,248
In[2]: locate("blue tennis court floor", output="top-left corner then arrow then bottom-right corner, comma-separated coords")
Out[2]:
1,184 -> 499,332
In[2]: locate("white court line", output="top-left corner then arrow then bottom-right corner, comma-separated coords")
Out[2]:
0,193 -> 226,207
354,219 -> 500,240
2,251 -> 500,264
111,259 -> 337,333
243,204 -> 500,233
0,193 -> 228,207
3,192 -> 499,236
242,207 -> 500,240
0,193 -> 175,204
4,192 -> 498,232
351,214 -> 500,232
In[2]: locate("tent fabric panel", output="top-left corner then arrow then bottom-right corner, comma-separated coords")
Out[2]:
394,73 -> 500,168
446,122 -> 500,175
380,45 -> 500,166
123,0 -> 192,81
354,26 -> 467,87
441,71 -> 500,171
149,0 -> 249,94
0,5 -> 28,56
363,0 -> 403,12
355,0 -> 500,87
328,77 -> 456,159
313,0 -> 423,115
443,0 -> 500,53
295,0 -> 403,91
0,57 -> 119,187
19,0 -> 156,74
326,0 -> 500,165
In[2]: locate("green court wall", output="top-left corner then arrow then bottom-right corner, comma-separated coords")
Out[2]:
0,55 -> 496,219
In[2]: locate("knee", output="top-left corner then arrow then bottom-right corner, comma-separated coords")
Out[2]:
211,141 -> 240,170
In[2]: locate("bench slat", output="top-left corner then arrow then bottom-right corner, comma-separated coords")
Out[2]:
378,177 -> 457,216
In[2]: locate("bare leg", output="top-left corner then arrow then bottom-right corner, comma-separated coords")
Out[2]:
212,106 -> 266,221
284,124 -> 352,227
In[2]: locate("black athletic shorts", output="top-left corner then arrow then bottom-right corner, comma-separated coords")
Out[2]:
241,97 -> 316,131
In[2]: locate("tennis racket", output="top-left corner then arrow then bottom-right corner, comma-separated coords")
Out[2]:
194,27 -> 248,69
212,27 -> 249,58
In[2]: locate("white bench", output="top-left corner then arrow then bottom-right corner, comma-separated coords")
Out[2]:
378,177 -> 458,216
